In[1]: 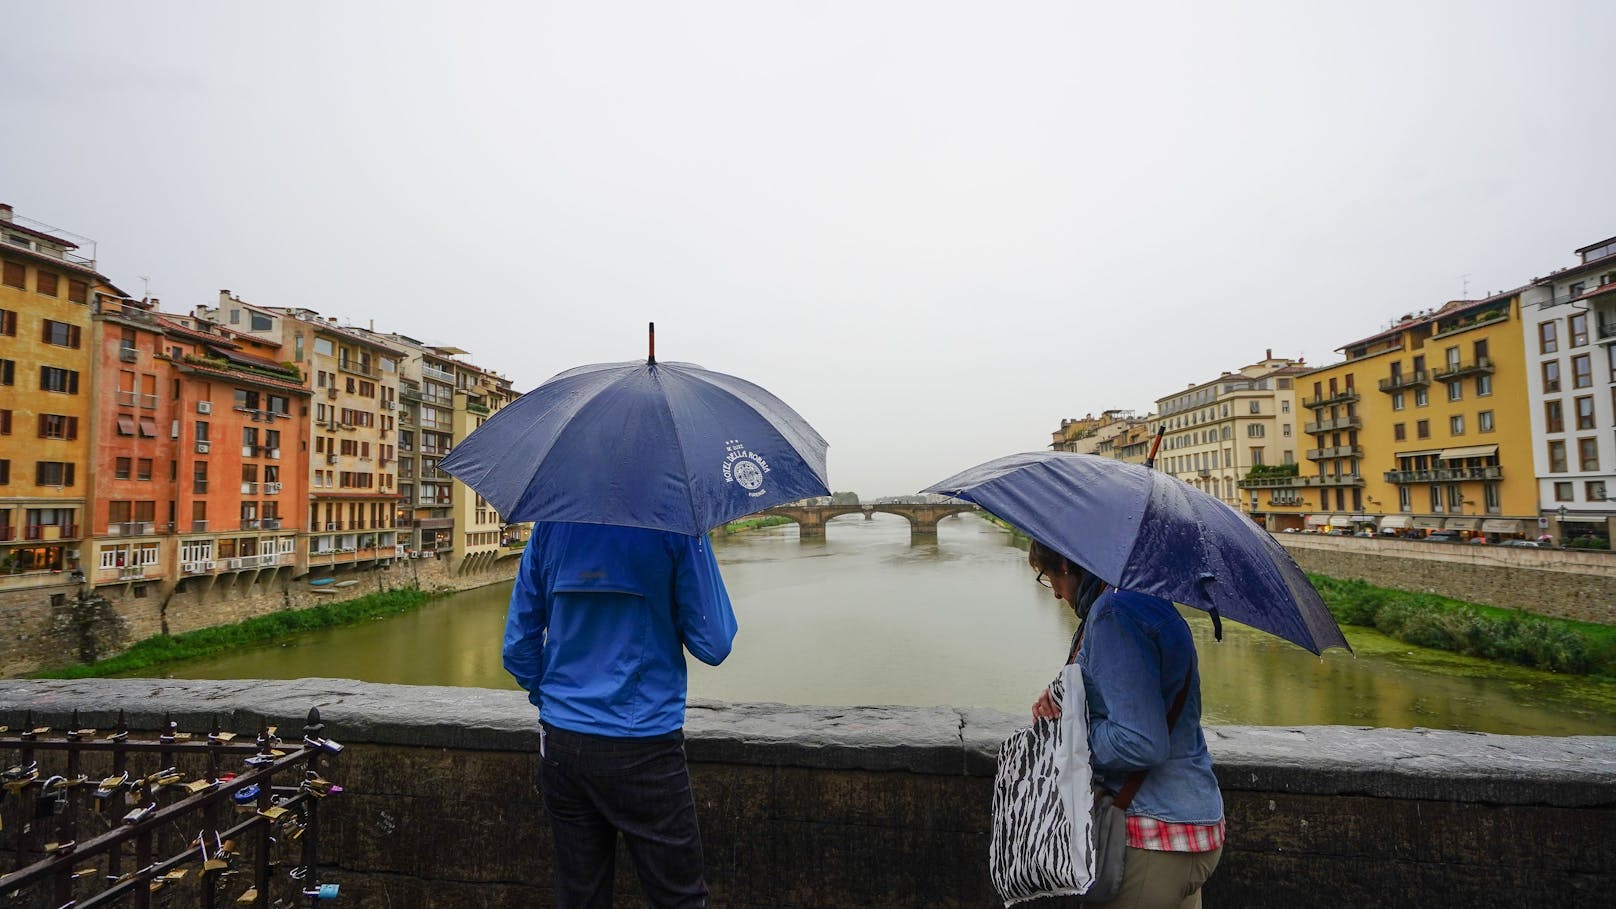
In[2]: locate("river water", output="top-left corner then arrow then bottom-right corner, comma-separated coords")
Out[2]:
148,514 -> 1616,735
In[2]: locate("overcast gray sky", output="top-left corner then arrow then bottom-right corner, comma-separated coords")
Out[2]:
4,2 -> 1613,496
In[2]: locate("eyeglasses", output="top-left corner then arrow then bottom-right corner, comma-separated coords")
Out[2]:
1035,571 -> 1052,588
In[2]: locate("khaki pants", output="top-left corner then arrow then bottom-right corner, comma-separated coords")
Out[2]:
1084,845 -> 1222,909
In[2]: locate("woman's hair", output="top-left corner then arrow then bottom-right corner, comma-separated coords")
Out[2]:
1028,539 -> 1074,577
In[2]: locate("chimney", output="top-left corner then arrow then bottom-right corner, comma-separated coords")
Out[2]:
1266,348 -> 1272,360
0,203 -> 12,221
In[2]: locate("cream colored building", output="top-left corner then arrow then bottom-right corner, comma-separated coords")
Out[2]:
1155,352 -> 1306,517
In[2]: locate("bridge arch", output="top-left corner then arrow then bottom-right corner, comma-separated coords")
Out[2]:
758,503 -> 980,540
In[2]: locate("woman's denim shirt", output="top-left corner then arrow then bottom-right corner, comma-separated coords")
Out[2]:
1075,588 -> 1224,825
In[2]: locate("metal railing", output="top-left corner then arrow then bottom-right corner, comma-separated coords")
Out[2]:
0,707 -> 343,907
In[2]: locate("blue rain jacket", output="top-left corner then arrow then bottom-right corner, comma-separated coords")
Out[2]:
504,522 -> 738,738
1076,588 -> 1224,825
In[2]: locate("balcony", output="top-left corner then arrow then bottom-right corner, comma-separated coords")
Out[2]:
1378,370 -> 1430,393
1299,474 -> 1365,487
1383,465 -> 1503,484
241,482 -> 261,495
465,401 -> 490,416
1303,416 -> 1363,433
265,482 -> 283,495
24,524 -> 79,541
1301,389 -> 1360,408
262,518 -> 283,530
241,519 -> 262,530
117,566 -> 148,581
339,359 -> 379,379
1305,445 -> 1363,461
1432,357 -> 1495,381
118,346 -> 139,363
1195,468 -> 1212,478
421,364 -> 455,384
190,520 -> 208,533
1598,321 -> 1616,343
181,560 -> 216,575
0,525 -> 12,542
109,521 -> 156,536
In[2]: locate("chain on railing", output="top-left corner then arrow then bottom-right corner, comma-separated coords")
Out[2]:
0,708 -> 343,908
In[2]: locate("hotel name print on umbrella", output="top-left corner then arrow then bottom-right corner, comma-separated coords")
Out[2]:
722,439 -> 772,498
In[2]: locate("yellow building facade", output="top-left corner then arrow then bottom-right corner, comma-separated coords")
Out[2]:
1287,293 -> 1537,538
0,205 -> 115,590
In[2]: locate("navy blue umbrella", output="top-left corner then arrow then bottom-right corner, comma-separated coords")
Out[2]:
923,451 -> 1349,654
441,328 -> 830,536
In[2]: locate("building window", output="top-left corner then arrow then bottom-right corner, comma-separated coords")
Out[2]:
1399,485 -> 1411,512
1573,395 -> 1594,430
35,271 -> 58,296
1449,415 -> 1464,435
37,414 -> 78,440
1554,481 -> 1574,501
1416,419 -> 1430,439
1545,400 -> 1565,433
1,260 -> 23,288
115,457 -> 131,480
1543,360 -> 1561,393
1414,387 -> 1429,407
1476,373 -> 1492,396
41,319 -> 80,348
1282,424 -> 1291,437
0,309 -> 14,336
1572,354 -> 1592,388
1570,312 -> 1589,347
1393,423 -> 1406,441
137,458 -> 152,481
1392,391 -> 1405,411
1447,380 -> 1462,402
1548,440 -> 1567,472
1478,410 -> 1494,432
35,461 -> 75,486
1429,484 -> 1443,512
1587,480 -> 1608,502
1484,483 -> 1501,513
39,367 -> 79,394
0,359 -> 12,385
1246,424 -> 1265,438
1281,400 -> 1290,413
0,409 -> 9,434
1249,401 -> 1260,414
1540,320 -> 1559,354
1579,438 -> 1600,471
68,279 -> 88,303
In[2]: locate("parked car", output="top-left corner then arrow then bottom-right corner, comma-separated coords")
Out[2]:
1353,530 -> 1373,537
1497,539 -> 1541,548
1423,530 -> 1461,542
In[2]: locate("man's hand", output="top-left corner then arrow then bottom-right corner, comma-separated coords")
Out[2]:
1031,686 -> 1062,722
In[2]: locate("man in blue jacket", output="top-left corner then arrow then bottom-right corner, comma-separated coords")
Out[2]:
505,521 -> 738,909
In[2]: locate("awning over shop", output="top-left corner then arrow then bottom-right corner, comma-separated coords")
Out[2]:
1413,516 -> 1445,530
1482,519 -> 1523,534
1305,514 -> 1329,526
1445,517 -> 1480,531
1380,515 -> 1413,529
1348,514 -> 1373,524
1395,449 -> 1442,459
1329,515 -> 1353,526
1440,444 -> 1499,461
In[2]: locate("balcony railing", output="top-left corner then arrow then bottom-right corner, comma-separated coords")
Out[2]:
465,401 -> 490,415
1300,474 -> 1365,487
421,364 -> 455,384
338,360 -> 379,379
190,520 -> 208,532
0,525 -> 12,542
1432,357 -> 1495,381
1384,466 -> 1503,484
1303,416 -> 1363,433
109,521 -> 156,536
1301,389 -> 1360,408
1305,445 -> 1363,461
1378,370 -> 1430,392
1237,475 -> 1303,489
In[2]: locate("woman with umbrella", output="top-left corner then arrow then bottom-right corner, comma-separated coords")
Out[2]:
925,448 -> 1347,908
1027,538 -> 1223,908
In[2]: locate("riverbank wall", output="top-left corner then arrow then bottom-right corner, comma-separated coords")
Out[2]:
2,679 -> 1609,908
0,555 -> 520,678
1277,536 -> 1616,624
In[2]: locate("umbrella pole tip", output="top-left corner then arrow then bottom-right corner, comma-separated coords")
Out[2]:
648,322 -> 656,364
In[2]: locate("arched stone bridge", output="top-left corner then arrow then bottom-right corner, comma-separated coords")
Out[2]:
758,502 -> 980,539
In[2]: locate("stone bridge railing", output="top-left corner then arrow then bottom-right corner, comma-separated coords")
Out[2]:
1,679 -> 1610,908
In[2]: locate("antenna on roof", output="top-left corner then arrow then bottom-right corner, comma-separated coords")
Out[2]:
1460,273 -> 1471,298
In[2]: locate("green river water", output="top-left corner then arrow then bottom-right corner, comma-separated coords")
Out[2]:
138,514 -> 1616,735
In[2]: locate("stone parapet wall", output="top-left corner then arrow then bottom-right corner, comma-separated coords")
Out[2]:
1277,536 -> 1616,624
0,554 -> 519,677
1,679 -> 1610,908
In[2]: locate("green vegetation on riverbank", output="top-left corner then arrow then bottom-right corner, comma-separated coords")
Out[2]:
717,515 -> 795,534
31,586 -> 445,680
1309,575 -> 1616,677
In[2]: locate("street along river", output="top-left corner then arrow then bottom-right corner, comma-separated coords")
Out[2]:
141,514 -> 1616,735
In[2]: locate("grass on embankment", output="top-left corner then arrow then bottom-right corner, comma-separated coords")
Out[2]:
30,586 -> 445,680
716,515 -> 795,534
1308,574 -> 1616,678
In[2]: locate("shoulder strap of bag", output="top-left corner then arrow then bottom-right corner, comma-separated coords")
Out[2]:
1112,666 -> 1193,810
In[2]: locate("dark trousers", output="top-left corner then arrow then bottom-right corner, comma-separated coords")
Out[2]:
539,724 -> 709,909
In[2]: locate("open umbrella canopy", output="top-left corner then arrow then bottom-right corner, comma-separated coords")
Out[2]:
923,451 -> 1349,655
442,358 -> 830,536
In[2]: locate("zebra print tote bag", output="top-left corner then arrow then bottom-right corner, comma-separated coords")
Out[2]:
988,663 -> 1098,905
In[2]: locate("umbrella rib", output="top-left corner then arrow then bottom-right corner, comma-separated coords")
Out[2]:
653,365 -> 703,534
